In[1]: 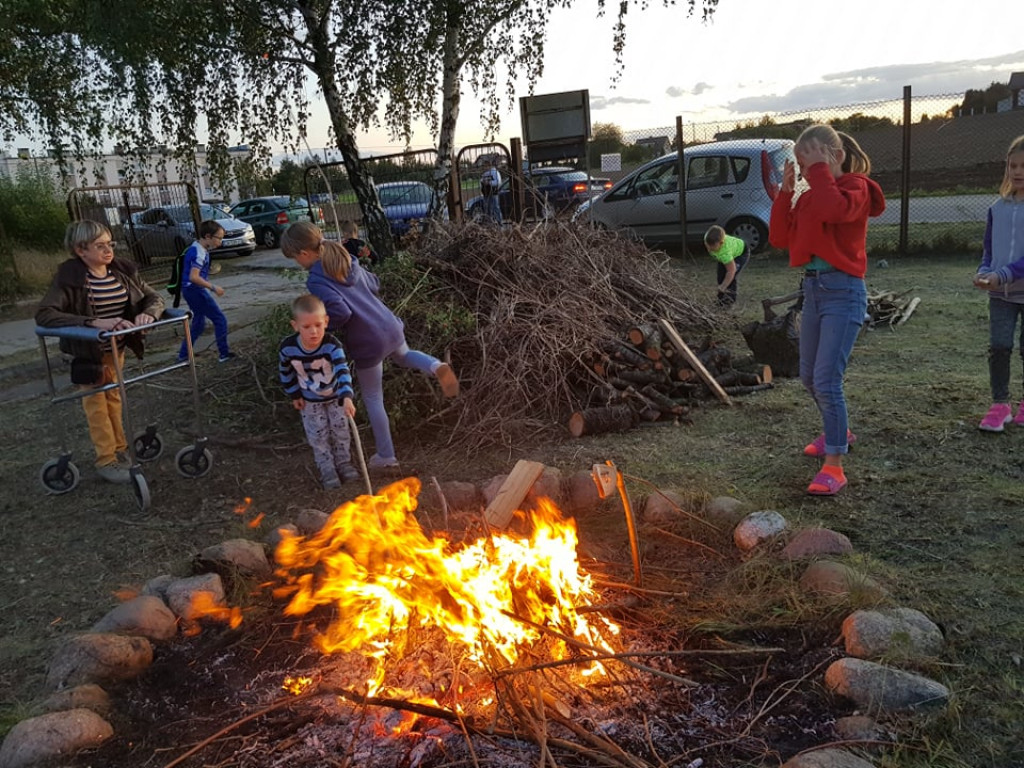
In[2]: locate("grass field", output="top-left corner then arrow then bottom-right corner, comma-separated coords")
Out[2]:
1,247 -> 1022,766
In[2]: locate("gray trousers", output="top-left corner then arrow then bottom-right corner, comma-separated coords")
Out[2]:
299,400 -> 352,484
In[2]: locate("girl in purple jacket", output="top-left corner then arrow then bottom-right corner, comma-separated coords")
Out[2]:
281,222 -> 459,469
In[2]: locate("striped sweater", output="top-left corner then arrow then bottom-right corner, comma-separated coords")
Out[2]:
278,332 -> 354,403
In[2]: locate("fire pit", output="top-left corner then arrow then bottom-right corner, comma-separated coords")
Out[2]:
16,473 -> 915,768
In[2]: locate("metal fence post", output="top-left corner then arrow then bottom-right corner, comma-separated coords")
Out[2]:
675,116 -> 688,256
899,85 -> 911,255
510,138 -> 525,222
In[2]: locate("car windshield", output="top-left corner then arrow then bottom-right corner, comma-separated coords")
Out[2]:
378,184 -> 432,206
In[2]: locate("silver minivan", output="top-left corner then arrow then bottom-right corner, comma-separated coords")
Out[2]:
575,138 -> 795,252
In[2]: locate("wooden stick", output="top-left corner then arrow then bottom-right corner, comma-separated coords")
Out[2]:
658,318 -> 733,405
896,296 -> 921,327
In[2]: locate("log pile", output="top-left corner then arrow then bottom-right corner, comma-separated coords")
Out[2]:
410,222 -> 760,448
570,320 -> 773,437
866,289 -> 921,330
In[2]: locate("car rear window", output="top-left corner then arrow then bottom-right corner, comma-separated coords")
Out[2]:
730,157 -> 751,183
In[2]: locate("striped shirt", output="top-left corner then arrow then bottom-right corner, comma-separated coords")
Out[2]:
278,332 -> 354,403
87,272 -> 128,350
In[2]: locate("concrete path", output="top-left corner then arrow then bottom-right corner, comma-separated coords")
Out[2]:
0,248 -> 300,401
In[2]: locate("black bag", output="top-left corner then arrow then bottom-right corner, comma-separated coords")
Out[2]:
166,247 -> 186,308
70,357 -> 105,386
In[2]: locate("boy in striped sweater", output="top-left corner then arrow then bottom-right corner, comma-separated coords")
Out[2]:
279,294 -> 358,489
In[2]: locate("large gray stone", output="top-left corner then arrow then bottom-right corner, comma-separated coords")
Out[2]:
91,595 -> 178,641
164,573 -> 227,622
733,510 -> 788,551
46,634 -> 153,689
140,574 -> 175,602
419,481 -> 483,513
198,538 -> 272,577
267,523 -> 299,555
799,561 -> 886,602
782,747 -> 876,768
564,470 -> 604,513
704,496 -> 747,528
0,709 -> 113,768
825,657 -> 950,713
40,684 -> 111,717
642,490 -> 686,525
842,607 -> 944,660
295,508 -> 330,535
781,528 -> 854,560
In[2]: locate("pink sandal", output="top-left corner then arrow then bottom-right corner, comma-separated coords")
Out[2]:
803,430 -> 857,457
807,470 -> 847,496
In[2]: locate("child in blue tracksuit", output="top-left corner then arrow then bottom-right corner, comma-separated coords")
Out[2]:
974,134 -> 1024,432
279,293 -> 358,488
177,220 -> 234,363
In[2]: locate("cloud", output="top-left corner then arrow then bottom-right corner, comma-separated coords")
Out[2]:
590,95 -> 651,110
665,82 -> 712,98
726,50 -> 1024,115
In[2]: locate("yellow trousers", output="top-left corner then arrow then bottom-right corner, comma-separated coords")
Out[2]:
80,350 -> 128,468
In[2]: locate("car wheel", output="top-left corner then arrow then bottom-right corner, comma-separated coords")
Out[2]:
260,227 -> 280,249
468,204 -> 486,223
727,217 -> 769,254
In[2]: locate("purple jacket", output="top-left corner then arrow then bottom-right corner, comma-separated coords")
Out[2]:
306,259 -> 405,369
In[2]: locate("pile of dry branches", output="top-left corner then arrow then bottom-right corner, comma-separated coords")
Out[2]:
416,222 -> 720,448
866,288 -> 921,330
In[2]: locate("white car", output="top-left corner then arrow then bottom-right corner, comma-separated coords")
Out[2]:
574,138 -> 795,253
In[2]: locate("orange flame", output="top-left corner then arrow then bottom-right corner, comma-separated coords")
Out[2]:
274,478 -> 617,692
183,592 -> 243,635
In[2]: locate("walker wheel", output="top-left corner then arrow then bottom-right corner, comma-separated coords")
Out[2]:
133,431 -> 164,463
130,470 -> 151,511
39,458 -> 80,495
175,445 -> 213,478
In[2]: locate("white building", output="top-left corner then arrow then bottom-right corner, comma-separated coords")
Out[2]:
0,144 -> 251,205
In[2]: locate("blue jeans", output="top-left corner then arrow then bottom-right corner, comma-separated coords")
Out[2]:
988,296 -> 1024,403
799,271 -> 866,455
179,286 -> 230,359
483,193 -> 503,224
355,343 -> 439,460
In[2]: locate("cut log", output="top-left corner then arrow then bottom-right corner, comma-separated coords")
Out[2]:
601,340 -> 651,369
715,370 -> 762,388
627,322 -> 659,346
722,382 -> 774,396
640,385 -> 685,414
896,296 -> 921,327
675,367 -> 697,383
614,368 -> 669,386
658,319 -> 733,406
484,460 -> 547,529
568,405 -> 637,438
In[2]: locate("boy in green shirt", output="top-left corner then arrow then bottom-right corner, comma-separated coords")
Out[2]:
704,225 -> 750,307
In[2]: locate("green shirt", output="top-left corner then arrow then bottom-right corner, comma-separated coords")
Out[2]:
708,235 -> 746,265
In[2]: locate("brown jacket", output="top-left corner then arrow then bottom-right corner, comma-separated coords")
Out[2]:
36,256 -> 165,361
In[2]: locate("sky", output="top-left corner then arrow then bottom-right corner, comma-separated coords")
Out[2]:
304,0 -> 1024,158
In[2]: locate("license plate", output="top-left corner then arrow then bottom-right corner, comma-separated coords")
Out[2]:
222,237 -> 244,246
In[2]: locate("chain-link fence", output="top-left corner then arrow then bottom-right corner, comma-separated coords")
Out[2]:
590,90 -> 1024,254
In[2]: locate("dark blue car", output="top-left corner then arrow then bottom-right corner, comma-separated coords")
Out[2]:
376,181 -> 445,237
466,166 -> 611,221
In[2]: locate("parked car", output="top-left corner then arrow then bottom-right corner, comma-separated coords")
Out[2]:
229,196 -> 324,249
573,139 -> 794,253
126,203 -> 255,261
465,166 -> 612,221
376,181 -> 445,237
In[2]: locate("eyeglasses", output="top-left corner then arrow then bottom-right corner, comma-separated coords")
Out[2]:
91,240 -> 115,252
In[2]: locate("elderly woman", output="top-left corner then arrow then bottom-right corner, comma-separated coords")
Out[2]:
36,221 -> 165,484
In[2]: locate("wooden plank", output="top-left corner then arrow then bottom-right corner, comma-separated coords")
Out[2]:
657,318 -> 733,406
484,459 -> 547,529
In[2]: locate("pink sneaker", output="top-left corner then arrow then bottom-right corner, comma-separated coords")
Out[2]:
979,403 -> 1013,432
1015,401 -> 1024,427
803,430 -> 857,457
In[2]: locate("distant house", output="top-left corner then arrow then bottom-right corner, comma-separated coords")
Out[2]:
635,136 -> 671,156
1010,72 -> 1024,110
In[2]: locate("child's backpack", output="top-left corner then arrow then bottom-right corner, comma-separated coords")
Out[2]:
166,248 -> 186,308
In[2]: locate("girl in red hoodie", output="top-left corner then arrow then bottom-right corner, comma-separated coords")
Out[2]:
769,125 -> 886,495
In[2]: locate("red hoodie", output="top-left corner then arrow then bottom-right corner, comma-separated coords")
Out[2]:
768,162 -> 886,278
